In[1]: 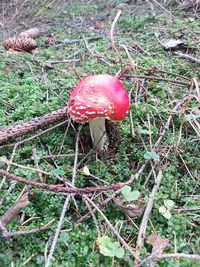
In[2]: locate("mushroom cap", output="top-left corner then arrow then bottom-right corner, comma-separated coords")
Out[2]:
68,74 -> 129,123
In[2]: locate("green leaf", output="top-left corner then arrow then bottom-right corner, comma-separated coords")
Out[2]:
51,168 -> 65,176
144,151 -> 160,161
159,206 -> 172,219
121,186 -> 140,202
164,200 -> 174,209
138,128 -> 154,135
155,90 -> 167,98
97,236 -> 124,258
121,185 -> 131,196
115,247 -> 125,258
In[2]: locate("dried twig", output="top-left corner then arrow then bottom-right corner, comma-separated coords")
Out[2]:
192,77 -> 200,104
124,74 -> 189,87
2,219 -> 54,239
45,195 -> 70,267
136,170 -> 163,249
158,253 -> 200,261
0,191 -> 29,227
174,52 -> 200,65
0,168 -> 129,195
110,10 -> 125,64
45,127 -> 80,267
138,252 -> 200,266
0,144 -> 17,195
32,148 -> 43,182
84,195 -> 139,260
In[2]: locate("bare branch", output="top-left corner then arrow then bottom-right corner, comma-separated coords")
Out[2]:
0,106 -> 68,145
0,191 -> 29,226
136,170 -> 163,249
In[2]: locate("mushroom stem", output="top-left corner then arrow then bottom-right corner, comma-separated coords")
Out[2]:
89,118 -> 108,152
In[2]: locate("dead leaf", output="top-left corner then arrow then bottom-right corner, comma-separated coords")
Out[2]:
146,234 -> 169,255
162,39 -> 186,50
114,199 -> 144,218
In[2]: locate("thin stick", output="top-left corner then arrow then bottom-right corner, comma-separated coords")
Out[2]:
84,195 -> 139,260
0,168 -> 131,195
0,191 -> 29,226
136,170 -> 163,249
174,52 -> 200,65
32,148 -> 43,182
83,197 -> 101,237
45,195 -> 70,267
45,127 -> 80,267
192,77 -> 200,104
110,10 -> 125,64
138,252 -> 200,266
59,119 -> 71,154
0,144 -> 17,190
72,67 -> 82,80
2,219 -> 54,239
158,253 -> 200,261
124,74 -> 189,87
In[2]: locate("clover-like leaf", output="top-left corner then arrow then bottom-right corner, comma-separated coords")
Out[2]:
121,186 -> 140,202
115,246 -> 124,258
164,200 -> 174,209
138,127 -> 153,135
159,206 -> 172,220
51,168 -> 65,176
97,236 -> 124,258
144,151 -> 160,161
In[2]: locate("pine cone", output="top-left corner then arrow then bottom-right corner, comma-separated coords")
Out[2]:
4,37 -> 37,52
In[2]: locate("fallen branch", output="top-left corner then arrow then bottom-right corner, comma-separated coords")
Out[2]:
45,126 -> 81,267
1,219 -> 54,239
158,253 -> 200,261
174,52 -> 200,65
84,195 -> 139,260
1,120 -> 68,148
0,168 -> 128,195
0,106 -> 68,144
136,170 -> 163,249
0,191 -> 29,226
124,74 -> 189,87
138,252 -> 200,266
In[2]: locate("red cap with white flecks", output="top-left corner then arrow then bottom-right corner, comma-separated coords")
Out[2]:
68,74 -> 129,123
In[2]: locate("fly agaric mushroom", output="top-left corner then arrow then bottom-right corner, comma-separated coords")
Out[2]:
68,74 -> 129,152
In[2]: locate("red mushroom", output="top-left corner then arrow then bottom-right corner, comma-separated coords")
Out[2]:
68,74 -> 129,152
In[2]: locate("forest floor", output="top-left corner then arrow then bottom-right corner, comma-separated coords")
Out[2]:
0,1 -> 199,266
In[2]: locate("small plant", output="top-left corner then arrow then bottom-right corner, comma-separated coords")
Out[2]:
159,200 -> 175,220
121,185 -> 140,202
97,236 -> 124,258
144,151 -> 160,161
